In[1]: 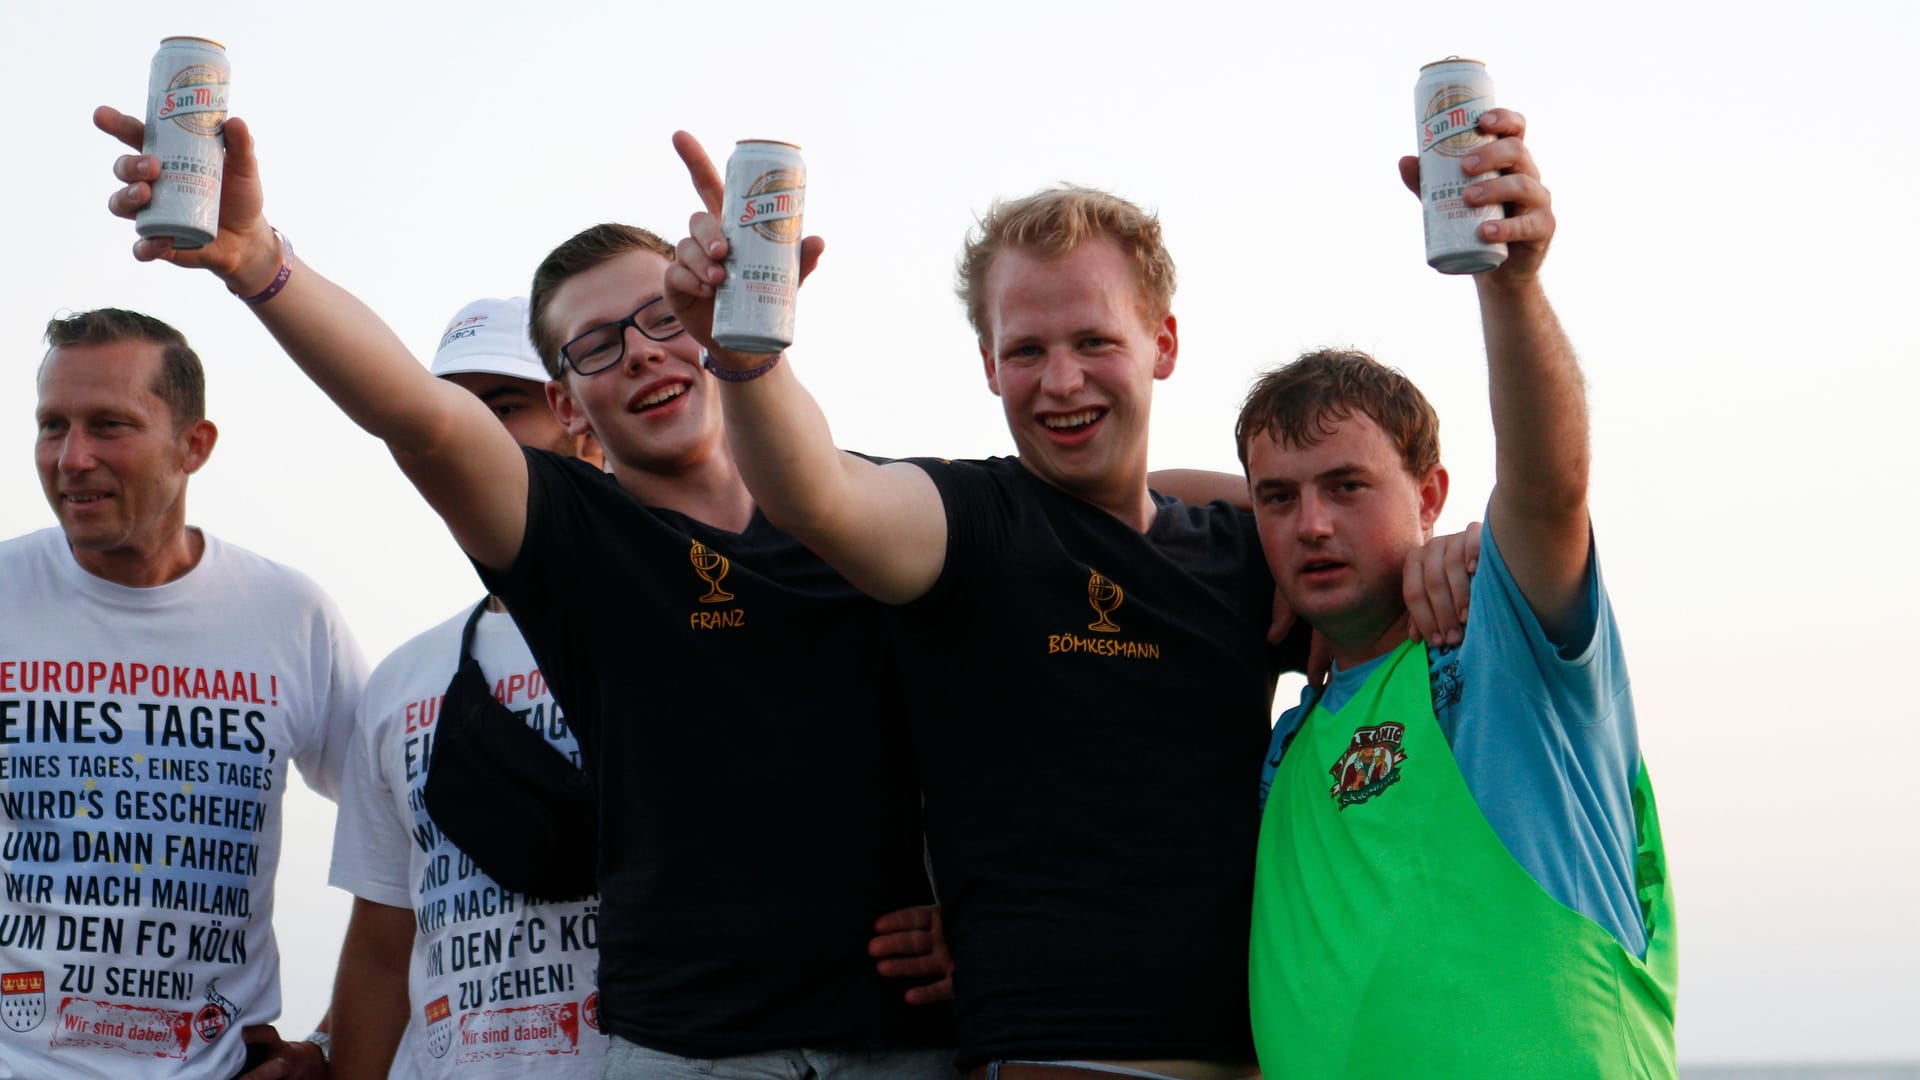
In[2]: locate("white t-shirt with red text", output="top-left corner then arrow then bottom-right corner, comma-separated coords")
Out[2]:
0,526 -> 366,1079
329,604 -> 605,1078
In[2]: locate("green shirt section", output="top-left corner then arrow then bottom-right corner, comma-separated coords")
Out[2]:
1250,640 -> 1677,1078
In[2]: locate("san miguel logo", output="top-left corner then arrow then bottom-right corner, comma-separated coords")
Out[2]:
2,971 -> 45,1033
424,995 -> 453,1059
738,170 -> 805,243
1420,88 -> 1492,156
1329,723 -> 1408,808
158,66 -> 229,134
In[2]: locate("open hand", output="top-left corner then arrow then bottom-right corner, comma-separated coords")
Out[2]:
869,903 -> 953,1005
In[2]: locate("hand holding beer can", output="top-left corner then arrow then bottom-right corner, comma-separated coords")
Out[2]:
1414,58 -> 1506,275
136,36 -> 229,250
712,140 -> 806,355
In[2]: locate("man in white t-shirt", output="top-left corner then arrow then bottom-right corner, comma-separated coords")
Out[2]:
2,308 -> 367,1079
324,297 -> 610,1078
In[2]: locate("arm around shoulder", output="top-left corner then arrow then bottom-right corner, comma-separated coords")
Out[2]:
1149,468 -> 1251,510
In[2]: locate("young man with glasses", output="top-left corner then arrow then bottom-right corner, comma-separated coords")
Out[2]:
96,107 -> 954,1079
666,144 -> 1280,1080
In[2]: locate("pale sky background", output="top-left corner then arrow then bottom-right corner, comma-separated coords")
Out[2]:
4,0 -> 1915,1067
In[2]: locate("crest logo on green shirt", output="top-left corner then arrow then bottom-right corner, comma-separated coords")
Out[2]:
1329,723 -> 1408,808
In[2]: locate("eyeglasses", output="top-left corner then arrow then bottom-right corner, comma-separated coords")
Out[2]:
558,297 -> 686,376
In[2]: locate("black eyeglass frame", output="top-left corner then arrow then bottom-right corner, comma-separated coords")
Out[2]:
558,297 -> 687,376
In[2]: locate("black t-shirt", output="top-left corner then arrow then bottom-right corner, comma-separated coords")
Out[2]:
477,449 -> 948,1057
898,457 -> 1300,1068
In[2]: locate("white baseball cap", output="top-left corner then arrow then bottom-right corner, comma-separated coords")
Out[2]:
431,296 -> 550,383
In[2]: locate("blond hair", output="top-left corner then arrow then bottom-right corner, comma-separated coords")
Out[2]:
956,186 -> 1175,344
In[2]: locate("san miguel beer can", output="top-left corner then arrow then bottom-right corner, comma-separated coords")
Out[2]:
1415,57 -> 1506,275
137,36 -> 230,250
713,140 -> 806,354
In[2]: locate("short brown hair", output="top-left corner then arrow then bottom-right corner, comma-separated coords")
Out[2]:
43,308 -> 205,431
956,186 -> 1175,345
528,223 -> 676,379
1235,348 -> 1440,477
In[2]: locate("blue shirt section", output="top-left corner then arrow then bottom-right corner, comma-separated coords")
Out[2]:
1262,515 -> 1647,956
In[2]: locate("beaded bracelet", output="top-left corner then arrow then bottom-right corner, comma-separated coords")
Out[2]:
700,349 -> 784,382
237,230 -> 293,306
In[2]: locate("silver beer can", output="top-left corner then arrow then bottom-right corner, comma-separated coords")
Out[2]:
1415,57 -> 1506,275
713,140 -> 806,354
137,36 -> 229,250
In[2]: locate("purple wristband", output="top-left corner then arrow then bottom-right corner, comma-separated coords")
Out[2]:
700,349 -> 783,382
237,230 -> 293,306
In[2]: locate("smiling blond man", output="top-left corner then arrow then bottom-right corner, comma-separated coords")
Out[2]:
669,137 -> 1303,1079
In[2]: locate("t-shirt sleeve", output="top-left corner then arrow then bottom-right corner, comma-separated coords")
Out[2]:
326,692 -> 413,907
1461,514 -> 1622,726
473,448 -> 552,606
292,590 -> 370,802
910,457 -> 1007,605
1437,513 -> 1646,953
471,449 -> 602,756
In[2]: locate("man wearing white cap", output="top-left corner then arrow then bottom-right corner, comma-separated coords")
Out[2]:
322,296 -> 607,1078
424,297 -> 601,466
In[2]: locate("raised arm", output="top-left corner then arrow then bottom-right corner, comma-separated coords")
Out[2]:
662,132 -> 947,604
96,107 -> 530,570
1402,108 -> 1589,639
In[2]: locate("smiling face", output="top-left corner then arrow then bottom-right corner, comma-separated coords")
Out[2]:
1247,411 -> 1448,664
539,248 -> 721,477
35,340 -> 216,585
979,238 -> 1177,524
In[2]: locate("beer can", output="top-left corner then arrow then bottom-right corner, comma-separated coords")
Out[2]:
137,36 -> 229,250
713,140 -> 806,354
1414,57 -> 1506,275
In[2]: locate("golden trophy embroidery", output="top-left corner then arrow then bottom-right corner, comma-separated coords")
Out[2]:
690,540 -> 735,603
1086,570 -> 1123,633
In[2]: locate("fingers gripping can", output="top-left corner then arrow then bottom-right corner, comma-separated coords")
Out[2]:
137,36 -> 230,250
1415,58 -> 1506,275
713,140 -> 806,354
